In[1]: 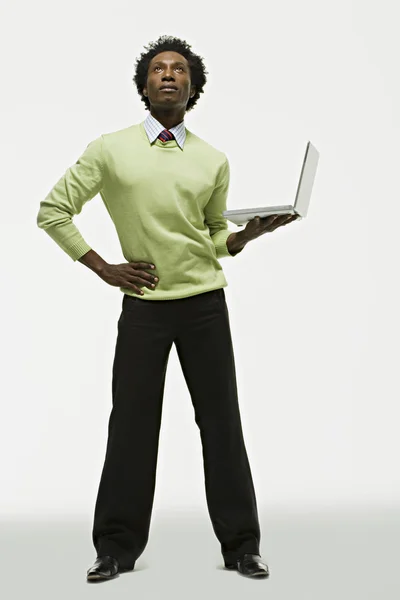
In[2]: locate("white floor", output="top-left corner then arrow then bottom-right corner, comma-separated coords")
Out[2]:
2,506 -> 398,600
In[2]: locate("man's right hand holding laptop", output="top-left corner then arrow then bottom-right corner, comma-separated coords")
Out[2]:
243,213 -> 299,242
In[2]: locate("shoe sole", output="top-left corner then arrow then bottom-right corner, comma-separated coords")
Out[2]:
238,570 -> 270,577
87,572 -> 118,581
87,565 -> 134,581
225,564 -> 269,577
86,571 -> 119,581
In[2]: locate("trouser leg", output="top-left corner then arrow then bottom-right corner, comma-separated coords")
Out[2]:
173,289 -> 261,566
91,295 -> 174,570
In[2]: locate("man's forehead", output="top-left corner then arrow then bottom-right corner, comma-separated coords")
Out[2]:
151,52 -> 187,65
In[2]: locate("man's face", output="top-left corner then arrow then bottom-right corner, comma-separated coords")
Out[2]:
144,50 -> 195,110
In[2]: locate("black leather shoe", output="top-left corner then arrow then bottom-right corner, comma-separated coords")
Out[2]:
226,553 -> 270,577
87,555 -> 120,581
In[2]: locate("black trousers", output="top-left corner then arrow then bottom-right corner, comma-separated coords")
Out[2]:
91,288 -> 261,569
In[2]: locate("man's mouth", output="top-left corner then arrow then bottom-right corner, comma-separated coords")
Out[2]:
160,85 -> 178,92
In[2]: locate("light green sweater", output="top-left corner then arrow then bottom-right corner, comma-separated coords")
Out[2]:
37,121 -> 239,300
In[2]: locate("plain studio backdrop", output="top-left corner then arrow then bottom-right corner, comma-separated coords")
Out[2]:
1,1 -> 399,599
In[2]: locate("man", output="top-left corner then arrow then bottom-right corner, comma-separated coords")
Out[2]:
37,35 -> 297,582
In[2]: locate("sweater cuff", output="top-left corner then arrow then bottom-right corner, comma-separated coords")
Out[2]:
68,240 -> 93,261
213,229 -> 235,258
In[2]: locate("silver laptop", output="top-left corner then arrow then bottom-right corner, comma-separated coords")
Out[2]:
223,141 -> 319,226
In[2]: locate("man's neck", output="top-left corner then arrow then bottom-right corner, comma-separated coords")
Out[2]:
150,109 -> 184,131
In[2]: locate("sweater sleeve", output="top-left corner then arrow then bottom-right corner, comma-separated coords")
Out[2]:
204,156 -> 237,259
36,135 -> 104,261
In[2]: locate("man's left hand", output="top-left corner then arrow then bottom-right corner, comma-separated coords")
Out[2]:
243,213 -> 300,241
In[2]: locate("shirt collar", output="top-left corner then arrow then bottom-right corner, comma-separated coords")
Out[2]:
142,112 -> 186,149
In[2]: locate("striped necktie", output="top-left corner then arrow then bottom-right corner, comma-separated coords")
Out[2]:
157,129 -> 175,143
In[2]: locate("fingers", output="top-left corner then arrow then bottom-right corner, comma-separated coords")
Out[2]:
281,214 -> 297,223
269,214 -> 298,232
271,214 -> 293,224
